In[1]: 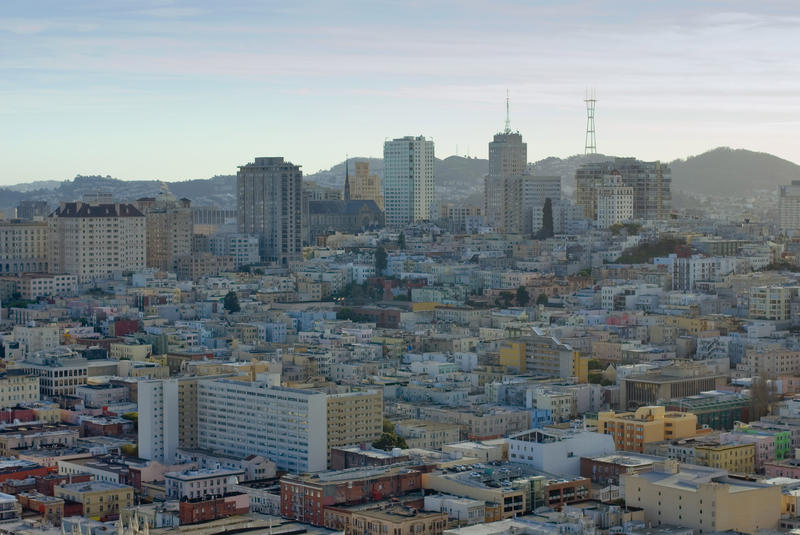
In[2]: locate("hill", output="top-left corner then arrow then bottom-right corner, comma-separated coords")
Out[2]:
668,147 -> 800,196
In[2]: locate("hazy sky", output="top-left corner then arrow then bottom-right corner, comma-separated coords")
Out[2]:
2,0 -> 799,185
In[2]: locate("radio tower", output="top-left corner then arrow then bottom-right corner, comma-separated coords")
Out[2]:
584,88 -> 597,155
504,89 -> 511,134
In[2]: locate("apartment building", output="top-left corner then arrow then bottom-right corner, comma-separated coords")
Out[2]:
54,481 -> 134,518
0,219 -> 49,275
326,390 -> 383,463
598,406 -> 701,453
0,370 -> 39,409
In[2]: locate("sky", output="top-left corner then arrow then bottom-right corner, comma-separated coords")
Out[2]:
2,0 -> 800,185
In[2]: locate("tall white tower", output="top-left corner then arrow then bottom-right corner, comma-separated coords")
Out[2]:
383,136 -> 435,228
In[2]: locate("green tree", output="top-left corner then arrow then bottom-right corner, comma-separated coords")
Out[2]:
375,246 -> 388,275
397,232 -> 406,249
373,432 -> 408,451
588,358 -> 603,370
516,286 -> 530,307
535,198 -> 554,239
223,291 -> 240,313
536,293 -> 549,306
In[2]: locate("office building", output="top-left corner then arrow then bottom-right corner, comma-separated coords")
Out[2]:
507,428 -> 615,476
622,463 -> 780,534
502,176 -> 561,234
619,364 -> 727,409
779,180 -> 800,232
164,468 -> 243,500
208,233 -> 260,269
237,156 -> 303,264
349,161 -> 384,210
485,129 -> 527,230
0,219 -> 49,275
595,172 -> 634,229
350,508 -> 447,535
383,136 -> 435,228
134,189 -> 193,272
47,202 -> 146,282
16,350 -> 88,397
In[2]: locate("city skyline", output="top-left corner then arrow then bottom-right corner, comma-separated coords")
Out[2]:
2,1 -> 800,185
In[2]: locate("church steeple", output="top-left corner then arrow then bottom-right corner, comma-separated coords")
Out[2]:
343,155 -> 351,201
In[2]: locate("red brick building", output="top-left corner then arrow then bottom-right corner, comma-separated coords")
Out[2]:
280,466 -> 422,526
178,494 -> 249,524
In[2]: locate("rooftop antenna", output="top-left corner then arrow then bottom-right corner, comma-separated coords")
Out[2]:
584,88 -> 597,155
504,89 -> 511,134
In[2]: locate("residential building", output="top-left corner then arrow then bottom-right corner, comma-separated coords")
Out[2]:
595,172 -> 634,229
237,156 -> 303,264
16,201 -> 49,221
738,345 -> 800,376
622,463 -> 780,534
0,371 -> 39,408
383,136 -> 435,228
394,420 -> 462,450
485,126 -> 527,230
134,191 -> 192,272
197,379 -> 328,473
749,285 -> 800,320
0,273 -> 77,299
350,507 -> 447,535
138,379 -> 179,464
326,390 -> 383,464
502,175 -> 561,234
499,330 -> 588,381
54,481 -> 134,518
164,468 -> 243,500
694,442 -> 755,474
0,219 -> 49,274
598,406 -> 702,452
48,202 -> 146,282
208,233 -> 260,269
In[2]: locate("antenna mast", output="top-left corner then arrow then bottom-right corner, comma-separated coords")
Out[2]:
504,89 -> 511,134
584,88 -> 597,155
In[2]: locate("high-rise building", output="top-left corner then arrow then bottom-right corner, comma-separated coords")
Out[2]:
134,187 -> 192,272
485,131 -> 527,230
575,158 -> 671,222
208,233 -> 260,269
595,172 -> 634,229
48,202 -> 146,283
0,219 -> 49,274
237,157 -> 303,264
349,161 -> 384,210
779,181 -> 800,232
383,136 -> 435,228
138,379 -> 179,464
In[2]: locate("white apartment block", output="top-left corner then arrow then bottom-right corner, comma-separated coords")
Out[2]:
48,202 -> 146,283
164,468 -> 244,500
138,379 -> 179,464
383,136 -> 435,228
197,379 -> 327,473
596,173 -> 633,229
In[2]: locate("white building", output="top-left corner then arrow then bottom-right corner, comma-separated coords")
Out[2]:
383,136 -> 435,228
197,379 -> 328,473
209,233 -> 260,268
596,173 -> 633,229
16,349 -> 88,397
48,202 -> 146,283
164,468 -> 243,500
508,428 -> 615,476
425,494 -> 485,526
138,379 -> 179,464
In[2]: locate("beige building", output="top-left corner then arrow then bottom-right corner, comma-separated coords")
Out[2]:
349,161 -> 384,210
0,219 -> 49,275
48,202 -> 146,283
110,343 -> 152,361
598,406 -> 702,453
622,462 -> 780,534
748,285 -> 800,320
135,191 -> 192,272
327,390 -> 383,460
54,481 -> 134,518
0,370 -> 39,408
349,507 -> 446,535
394,420 -> 462,450
694,442 -> 755,474
738,345 -> 800,376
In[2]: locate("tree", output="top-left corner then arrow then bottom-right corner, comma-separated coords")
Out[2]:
397,232 -> 406,249
536,293 -> 549,306
536,198 -> 554,239
223,291 -> 240,313
516,286 -> 530,307
375,246 -> 388,275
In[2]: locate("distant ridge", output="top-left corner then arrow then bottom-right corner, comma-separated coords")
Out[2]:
0,147 -> 797,214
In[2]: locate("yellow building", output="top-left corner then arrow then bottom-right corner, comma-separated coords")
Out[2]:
622,463 -> 780,534
694,442 -> 755,474
422,471 -> 525,520
327,390 -> 383,465
110,343 -> 152,361
0,370 -> 39,409
349,161 -> 384,210
499,332 -> 588,382
598,406 -> 701,453
54,481 -> 134,519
